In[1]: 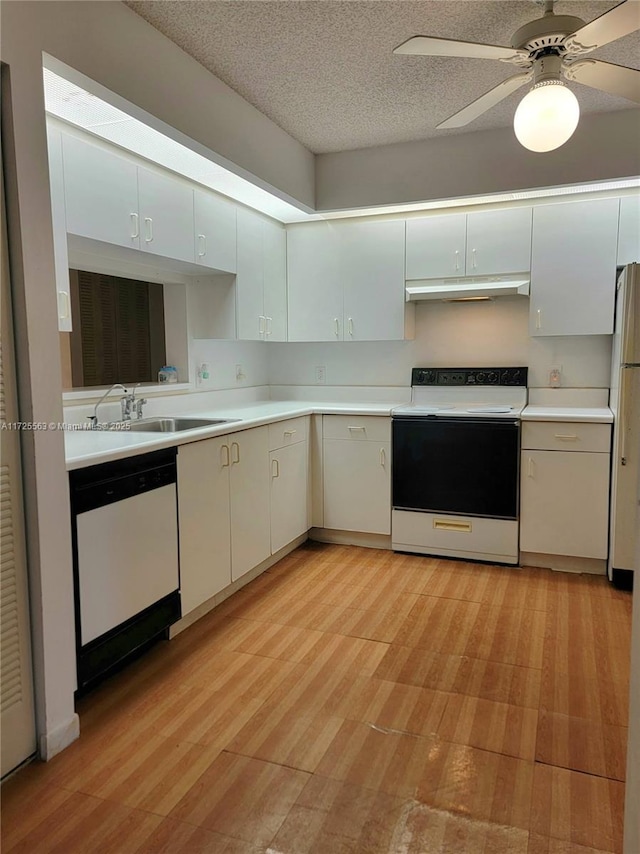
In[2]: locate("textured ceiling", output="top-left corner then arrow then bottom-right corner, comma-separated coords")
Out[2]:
125,1 -> 640,153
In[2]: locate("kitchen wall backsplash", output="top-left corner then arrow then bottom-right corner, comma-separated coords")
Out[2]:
191,339 -> 269,390
267,299 -> 612,389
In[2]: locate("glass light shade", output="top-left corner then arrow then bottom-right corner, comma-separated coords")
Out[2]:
514,81 -> 580,153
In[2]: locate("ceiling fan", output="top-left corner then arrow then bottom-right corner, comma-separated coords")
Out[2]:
393,0 -> 640,151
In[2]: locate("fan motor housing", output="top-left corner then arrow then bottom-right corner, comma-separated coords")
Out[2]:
511,15 -> 586,55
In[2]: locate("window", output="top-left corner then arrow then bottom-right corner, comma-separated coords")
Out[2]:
64,270 -> 166,388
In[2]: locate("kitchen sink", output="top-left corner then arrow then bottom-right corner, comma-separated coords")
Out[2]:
115,417 -> 238,433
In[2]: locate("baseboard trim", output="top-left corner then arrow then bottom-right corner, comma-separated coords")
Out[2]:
309,528 -> 391,549
39,713 -> 80,761
520,552 -> 607,575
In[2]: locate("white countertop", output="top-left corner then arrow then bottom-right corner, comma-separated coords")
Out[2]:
65,400 -> 400,469
521,405 -> 613,423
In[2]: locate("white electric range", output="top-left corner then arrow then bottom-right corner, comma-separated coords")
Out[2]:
391,367 -> 528,565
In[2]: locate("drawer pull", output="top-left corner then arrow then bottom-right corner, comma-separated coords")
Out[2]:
380,448 -> 386,467
554,433 -> 578,441
130,212 -> 139,239
221,444 -> 230,468
197,234 -> 206,257
433,519 -> 472,533
231,442 -> 240,464
271,459 -> 279,478
348,425 -> 366,432
527,457 -> 534,478
284,429 -> 297,437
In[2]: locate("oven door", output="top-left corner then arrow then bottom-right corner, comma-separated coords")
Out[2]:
392,416 -> 520,519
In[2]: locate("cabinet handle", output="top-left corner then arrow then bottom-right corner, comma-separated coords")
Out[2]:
455,250 -> 460,271
197,234 -> 206,257
266,316 -> 273,337
259,315 -> 265,337
527,457 -> 535,478
272,458 -> 280,478
348,317 -> 354,337
536,308 -> 542,330
472,248 -> 477,269
380,447 -> 386,467
334,317 -> 340,337
231,442 -> 240,464
144,217 -> 153,243
130,212 -> 139,239
57,290 -> 70,320
348,425 -> 366,432
554,433 -> 578,441
284,429 -> 297,437
221,444 -> 230,468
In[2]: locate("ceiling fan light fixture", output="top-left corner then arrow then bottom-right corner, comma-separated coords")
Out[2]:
513,79 -> 580,152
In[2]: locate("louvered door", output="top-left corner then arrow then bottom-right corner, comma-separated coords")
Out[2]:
1,157 -> 36,777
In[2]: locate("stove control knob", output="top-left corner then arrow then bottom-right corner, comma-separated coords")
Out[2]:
476,372 -> 485,383
487,371 -> 498,383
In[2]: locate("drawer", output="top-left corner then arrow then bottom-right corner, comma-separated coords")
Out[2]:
522,421 -> 611,453
268,416 -> 308,450
323,414 -> 391,442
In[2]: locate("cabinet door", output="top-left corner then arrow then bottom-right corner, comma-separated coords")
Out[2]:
138,167 -> 195,263
194,190 -> 236,272
263,219 -> 287,341
230,426 -> 271,581
46,128 -> 72,331
465,207 -> 532,275
323,439 -> 391,534
63,134 -> 139,249
529,199 -> 619,336
406,214 -> 466,279
340,220 -> 406,341
287,222 -> 343,341
236,207 -> 265,340
520,450 -> 610,559
270,441 -> 309,553
177,438 -> 231,615
618,195 -> 640,264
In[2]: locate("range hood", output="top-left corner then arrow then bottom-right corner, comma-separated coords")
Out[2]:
405,275 -> 530,302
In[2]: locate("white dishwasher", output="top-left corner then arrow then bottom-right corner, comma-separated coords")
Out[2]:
70,448 -> 181,691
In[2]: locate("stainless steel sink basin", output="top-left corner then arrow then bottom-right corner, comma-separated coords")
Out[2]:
116,416 -> 238,433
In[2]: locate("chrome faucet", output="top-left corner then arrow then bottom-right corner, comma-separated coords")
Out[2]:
121,385 -> 147,421
88,383 -> 127,428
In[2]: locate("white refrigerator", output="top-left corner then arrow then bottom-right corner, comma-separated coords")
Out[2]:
609,263 -> 640,583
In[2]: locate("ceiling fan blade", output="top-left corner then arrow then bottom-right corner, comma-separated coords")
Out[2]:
436,73 -> 532,129
393,35 -> 529,65
564,59 -> 640,103
564,0 -> 640,55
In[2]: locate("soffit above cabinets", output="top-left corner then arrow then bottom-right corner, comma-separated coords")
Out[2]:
44,67 -> 639,225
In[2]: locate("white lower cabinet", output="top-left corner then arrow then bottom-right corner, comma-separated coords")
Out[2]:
322,415 -> 391,535
269,419 -> 310,553
177,435 -> 232,616
177,425 -> 271,615
519,422 -> 611,560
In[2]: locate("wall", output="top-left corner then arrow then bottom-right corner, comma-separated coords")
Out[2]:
316,109 -> 640,211
268,299 -> 612,391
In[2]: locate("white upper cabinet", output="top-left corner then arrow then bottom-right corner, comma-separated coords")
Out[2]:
340,220 -> 406,341
262,218 -> 287,341
406,208 -> 532,280
465,207 -> 532,275
236,208 -> 287,341
406,213 -> 466,279
194,190 -> 237,272
45,127 -> 72,331
529,198 -> 619,336
287,221 -> 343,342
287,219 -> 409,341
63,134 -> 140,250
618,195 -> 640,265
137,167 -> 195,264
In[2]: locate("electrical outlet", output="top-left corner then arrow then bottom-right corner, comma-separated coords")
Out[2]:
549,365 -> 562,388
315,366 -> 326,384
235,364 -> 246,382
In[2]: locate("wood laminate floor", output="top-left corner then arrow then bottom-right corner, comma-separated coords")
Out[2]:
1,543 -> 632,853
